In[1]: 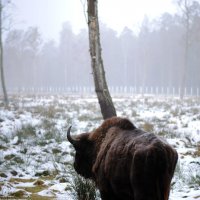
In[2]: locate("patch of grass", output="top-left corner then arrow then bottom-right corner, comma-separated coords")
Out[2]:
11,190 -> 27,198
44,105 -> 57,118
78,114 -> 91,121
156,129 -> 177,139
189,174 -> 200,187
191,107 -> 200,115
9,178 -> 36,183
0,135 -> 9,143
28,194 -> 55,200
18,185 -> 47,193
33,105 -> 57,119
41,118 -> 56,131
38,118 -> 64,143
142,122 -> 154,132
171,107 -> 180,117
8,177 -> 54,199
16,124 -> 36,141
172,161 -> 187,189
193,144 -> 200,157
131,110 -> 137,117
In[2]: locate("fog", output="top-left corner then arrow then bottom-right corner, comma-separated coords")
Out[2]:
2,0 -> 200,95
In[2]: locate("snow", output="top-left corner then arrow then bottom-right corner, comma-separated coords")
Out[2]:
37,189 -> 55,197
0,94 -> 200,199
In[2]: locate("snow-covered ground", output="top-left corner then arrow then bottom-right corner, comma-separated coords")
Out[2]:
0,94 -> 200,199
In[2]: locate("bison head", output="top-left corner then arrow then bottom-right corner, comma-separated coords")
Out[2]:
67,126 -> 95,179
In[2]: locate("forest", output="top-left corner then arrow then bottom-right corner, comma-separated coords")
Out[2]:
3,1 -> 200,92
0,0 -> 200,199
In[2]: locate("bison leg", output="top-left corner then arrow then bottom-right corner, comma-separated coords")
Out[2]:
131,149 -> 165,200
98,178 -> 121,200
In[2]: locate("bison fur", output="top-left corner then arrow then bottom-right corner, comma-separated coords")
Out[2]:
67,117 -> 178,200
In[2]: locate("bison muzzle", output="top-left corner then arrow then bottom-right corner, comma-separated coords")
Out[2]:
67,117 -> 178,200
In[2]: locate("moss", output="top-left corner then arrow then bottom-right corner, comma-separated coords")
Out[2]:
9,178 -> 35,183
52,148 -> 62,154
35,170 -> 50,177
18,185 -> 46,193
4,154 -> 15,160
193,151 -> 200,157
0,172 -> 7,178
0,145 -> 7,150
29,194 -> 55,200
11,190 -> 27,198
33,180 -> 45,186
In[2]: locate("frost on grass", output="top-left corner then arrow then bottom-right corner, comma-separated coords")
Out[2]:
0,95 -> 200,199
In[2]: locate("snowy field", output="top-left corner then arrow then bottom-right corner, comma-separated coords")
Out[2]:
0,94 -> 200,199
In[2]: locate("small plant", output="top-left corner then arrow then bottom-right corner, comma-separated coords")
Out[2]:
72,174 -> 97,200
194,144 -> 200,157
16,124 -> 36,141
189,174 -> 200,187
171,107 -> 180,117
68,166 -> 98,200
156,129 -> 177,139
143,122 -> 154,132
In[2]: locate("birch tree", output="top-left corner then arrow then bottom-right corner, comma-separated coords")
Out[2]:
87,0 -> 116,119
0,0 -> 8,107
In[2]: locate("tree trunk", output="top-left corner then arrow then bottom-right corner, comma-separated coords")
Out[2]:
0,1 -> 8,107
180,21 -> 189,99
179,0 -> 190,99
87,0 -> 116,119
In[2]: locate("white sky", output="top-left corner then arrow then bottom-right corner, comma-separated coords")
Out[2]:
12,0 -> 177,41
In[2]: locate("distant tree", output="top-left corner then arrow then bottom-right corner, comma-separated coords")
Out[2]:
58,22 -> 74,86
119,27 -> 136,87
176,0 -> 199,99
138,16 -> 152,92
0,0 -> 9,107
87,0 -> 116,119
100,23 -> 121,86
158,13 -> 182,88
24,27 -> 42,87
40,39 -> 58,87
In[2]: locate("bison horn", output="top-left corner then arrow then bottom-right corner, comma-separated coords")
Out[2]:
67,126 -> 78,147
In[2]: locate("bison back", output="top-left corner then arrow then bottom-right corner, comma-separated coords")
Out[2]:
93,127 -> 178,200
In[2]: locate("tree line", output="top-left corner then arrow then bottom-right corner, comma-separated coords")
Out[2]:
3,1 -> 200,91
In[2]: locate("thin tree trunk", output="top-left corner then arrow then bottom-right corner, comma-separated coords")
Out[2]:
87,0 -> 116,119
0,1 -> 8,107
180,37 -> 188,99
180,0 -> 190,99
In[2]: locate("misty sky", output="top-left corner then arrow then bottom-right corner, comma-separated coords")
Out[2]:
13,0 -> 176,41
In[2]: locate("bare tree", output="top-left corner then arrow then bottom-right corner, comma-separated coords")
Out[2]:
176,0 -> 198,99
0,0 -> 8,107
87,0 -> 116,119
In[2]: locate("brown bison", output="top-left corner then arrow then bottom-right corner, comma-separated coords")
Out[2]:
67,117 -> 178,200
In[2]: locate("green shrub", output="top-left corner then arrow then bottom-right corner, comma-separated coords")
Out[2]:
72,174 -> 97,200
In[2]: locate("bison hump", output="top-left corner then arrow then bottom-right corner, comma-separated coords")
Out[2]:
101,117 -> 136,131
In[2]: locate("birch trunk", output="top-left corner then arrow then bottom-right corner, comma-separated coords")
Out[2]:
87,0 -> 116,119
0,1 -> 8,107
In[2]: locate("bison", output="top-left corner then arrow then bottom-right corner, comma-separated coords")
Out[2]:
67,117 -> 178,200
